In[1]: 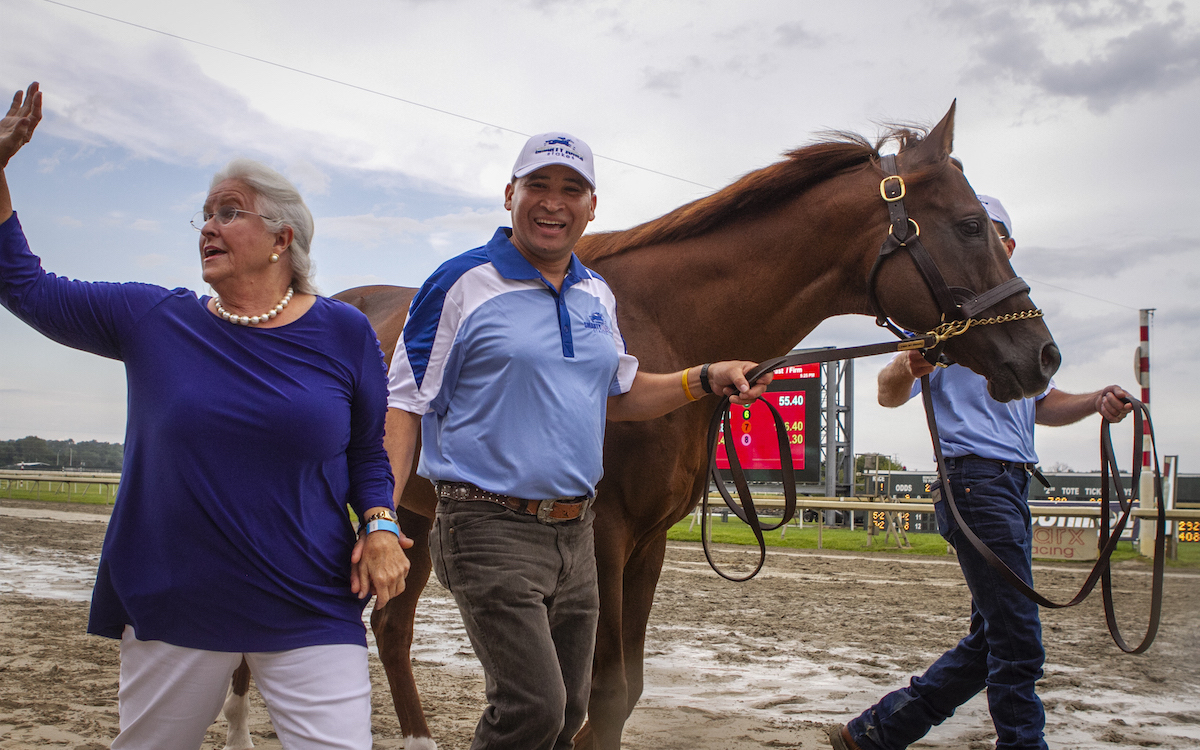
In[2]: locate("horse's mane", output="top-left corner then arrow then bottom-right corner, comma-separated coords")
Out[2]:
579,125 -> 945,261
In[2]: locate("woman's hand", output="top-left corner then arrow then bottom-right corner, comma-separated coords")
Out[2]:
350,526 -> 414,609
0,82 -> 42,170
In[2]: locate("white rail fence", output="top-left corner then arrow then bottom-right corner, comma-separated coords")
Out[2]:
0,470 -> 120,502
692,495 -> 1200,557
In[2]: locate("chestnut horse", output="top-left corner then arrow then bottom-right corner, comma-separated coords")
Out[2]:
226,103 -> 1059,749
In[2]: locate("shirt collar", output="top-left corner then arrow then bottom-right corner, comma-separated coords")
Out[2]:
485,227 -> 589,290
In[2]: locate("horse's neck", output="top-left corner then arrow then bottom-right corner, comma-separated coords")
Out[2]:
589,194 -> 878,370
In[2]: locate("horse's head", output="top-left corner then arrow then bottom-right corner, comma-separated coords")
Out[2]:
870,102 -> 1061,402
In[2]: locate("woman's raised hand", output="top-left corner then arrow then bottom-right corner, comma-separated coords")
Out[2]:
0,83 -> 42,170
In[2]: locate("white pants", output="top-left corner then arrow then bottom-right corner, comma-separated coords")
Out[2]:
112,626 -> 372,750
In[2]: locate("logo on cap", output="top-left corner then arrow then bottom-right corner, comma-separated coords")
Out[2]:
512,132 -> 596,189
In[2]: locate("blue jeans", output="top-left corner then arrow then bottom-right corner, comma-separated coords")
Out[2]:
430,497 -> 599,750
847,457 -> 1047,750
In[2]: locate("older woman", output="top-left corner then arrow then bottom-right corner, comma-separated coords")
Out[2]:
0,83 -> 410,750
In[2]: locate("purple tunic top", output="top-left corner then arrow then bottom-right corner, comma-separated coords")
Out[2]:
0,213 -> 394,651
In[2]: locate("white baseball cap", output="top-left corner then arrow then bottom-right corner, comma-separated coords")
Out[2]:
512,133 -> 596,189
976,194 -> 1013,237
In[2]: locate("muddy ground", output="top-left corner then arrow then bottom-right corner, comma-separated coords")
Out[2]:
1,498 -> 1197,749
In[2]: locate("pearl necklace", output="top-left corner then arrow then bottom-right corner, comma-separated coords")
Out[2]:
214,286 -> 294,326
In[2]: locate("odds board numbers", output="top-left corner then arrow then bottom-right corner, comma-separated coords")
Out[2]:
1179,520 -> 1200,543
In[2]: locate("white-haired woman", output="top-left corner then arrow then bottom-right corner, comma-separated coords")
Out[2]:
0,83 -> 411,750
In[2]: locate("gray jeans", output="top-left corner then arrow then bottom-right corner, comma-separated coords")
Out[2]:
430,497 -> 599,750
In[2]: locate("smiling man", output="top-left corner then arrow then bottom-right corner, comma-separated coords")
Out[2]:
384,133 -> 770,750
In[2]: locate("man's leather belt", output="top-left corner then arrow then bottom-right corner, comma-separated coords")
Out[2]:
435,481 -> 590,523
948,454 -> 1050,488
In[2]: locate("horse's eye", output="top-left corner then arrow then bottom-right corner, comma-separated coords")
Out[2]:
962,220 -> 981,236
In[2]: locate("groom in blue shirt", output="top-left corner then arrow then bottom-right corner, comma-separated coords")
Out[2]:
833,195 -> 1132,750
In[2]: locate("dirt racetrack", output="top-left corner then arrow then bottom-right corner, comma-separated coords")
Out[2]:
1,498 -> 1198,749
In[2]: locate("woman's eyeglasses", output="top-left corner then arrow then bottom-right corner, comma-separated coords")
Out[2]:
191,205 -> 276,231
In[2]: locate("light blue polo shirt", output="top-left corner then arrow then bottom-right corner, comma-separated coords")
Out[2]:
910,363 -> 1052,464
388,228 -> 638,500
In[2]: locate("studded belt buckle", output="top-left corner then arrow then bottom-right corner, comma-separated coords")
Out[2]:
536,498 -> 560,523
536,495 -> 593,523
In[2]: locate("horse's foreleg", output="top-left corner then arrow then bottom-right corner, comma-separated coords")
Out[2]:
222,656 -> 253,750
578,530 -> 669,750
573,540 -> 624,750
615,532 -> 667,721
372,506 -> 438,750
576,516 -> 667,750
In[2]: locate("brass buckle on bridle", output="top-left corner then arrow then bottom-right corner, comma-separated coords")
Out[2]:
879,174 -> 906,201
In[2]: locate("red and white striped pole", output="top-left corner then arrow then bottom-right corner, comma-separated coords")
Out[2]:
1136,309 -> 1156,554
1137,309 -> 1153,469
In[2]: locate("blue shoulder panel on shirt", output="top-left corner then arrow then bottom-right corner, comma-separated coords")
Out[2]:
403,245 -> 491,390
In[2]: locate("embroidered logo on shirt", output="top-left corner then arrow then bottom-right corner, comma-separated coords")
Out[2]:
584,312 -> 612,336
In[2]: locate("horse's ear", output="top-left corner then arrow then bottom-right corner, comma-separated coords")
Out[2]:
931,100 -> 956,155
908,101 -> 956,166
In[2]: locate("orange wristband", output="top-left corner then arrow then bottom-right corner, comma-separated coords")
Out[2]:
682,367 -> 699,402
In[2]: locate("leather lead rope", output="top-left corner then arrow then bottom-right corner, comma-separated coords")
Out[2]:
702,360 -> 1167,651
1101,399 -> 1166,653
702,337 -> 935,581
923,384 -> 1165,652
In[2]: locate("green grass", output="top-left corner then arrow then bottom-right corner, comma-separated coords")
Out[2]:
0,478 -> 115,505
1165,539 -> 1200,568
668,515 -> 1200,568
670,515 -> 953,555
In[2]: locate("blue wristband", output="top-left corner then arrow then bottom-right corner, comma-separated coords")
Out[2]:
363,518 -> 400,538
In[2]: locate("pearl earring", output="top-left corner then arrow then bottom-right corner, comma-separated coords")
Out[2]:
269,253 -> 280,263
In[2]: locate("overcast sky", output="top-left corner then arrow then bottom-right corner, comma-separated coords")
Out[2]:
1,0 -> 1197,474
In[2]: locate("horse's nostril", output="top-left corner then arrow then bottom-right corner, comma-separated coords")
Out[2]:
1041,342 -> 1062,377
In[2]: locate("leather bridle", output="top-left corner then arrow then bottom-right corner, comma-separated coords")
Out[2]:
866,153 -> 1041,362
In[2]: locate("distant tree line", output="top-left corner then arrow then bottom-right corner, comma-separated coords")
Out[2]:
856,453 -> 906,473
0,436 -> 124,471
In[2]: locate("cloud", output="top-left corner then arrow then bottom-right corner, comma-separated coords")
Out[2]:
281,160 -> 332,198
1032,22 -> 1200,112
319,214 -> 428,247
952,0 -> 1200,111
1040,0 -> 1152,30
775,22 -> 822,48
37,149 -> 64,173
84,161 -> 116,179
1023,234 -> 1198,279
318,207 -> 506,251
1,6 -> 405,183
1022,231 -> 1200,278
642,66 -> 687,98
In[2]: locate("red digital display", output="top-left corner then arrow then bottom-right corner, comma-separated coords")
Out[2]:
715,363 -> 820,472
